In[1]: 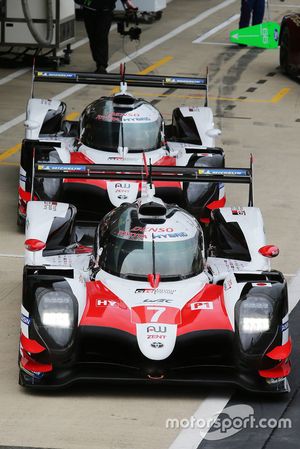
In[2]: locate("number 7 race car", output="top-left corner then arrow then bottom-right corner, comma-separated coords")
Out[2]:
18,69 -> 224,226
19,162 -> 291,393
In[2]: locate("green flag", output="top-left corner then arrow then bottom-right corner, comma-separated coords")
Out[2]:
230,22 -> 280,49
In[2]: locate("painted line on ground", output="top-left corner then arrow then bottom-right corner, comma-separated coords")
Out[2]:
198,41 -> 233,46
0,36 -> 91,87
0,55 -> 173,160
127,90 -> 290,104
271,87 -> 291,103
193,14 -> 240,44
167,270 -> 300,449
0,143 -> 21,162
111,55 -> 174,93
0,0 -> 239,135
168,392 -> 233,449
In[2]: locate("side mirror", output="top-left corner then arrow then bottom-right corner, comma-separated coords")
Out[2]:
259,245 -> 280,258
206,128 -> 221,138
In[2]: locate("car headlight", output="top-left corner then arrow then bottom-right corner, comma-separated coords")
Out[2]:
37,290 -> 75,347
240,299 -> 271,333
237,296 -> 273,351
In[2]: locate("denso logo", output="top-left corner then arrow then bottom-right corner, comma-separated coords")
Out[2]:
131,226 -> 174,233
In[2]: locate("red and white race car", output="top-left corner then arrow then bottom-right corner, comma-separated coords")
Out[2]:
18,70 -> 224,225
19,163 -> 291,393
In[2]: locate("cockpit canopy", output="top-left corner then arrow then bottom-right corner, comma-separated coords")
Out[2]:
80,96 -> 164,153
98,203 -> 204,281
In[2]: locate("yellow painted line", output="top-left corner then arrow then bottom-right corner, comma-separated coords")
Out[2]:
0,161 -> 19,166
66,111 -> 80,121
0,113 -> 80,163
111,55 -> 174,94
137,55 -> 173,75
0,143 -> 21,162
271,88 -> 291,103
128,90 -> 291,104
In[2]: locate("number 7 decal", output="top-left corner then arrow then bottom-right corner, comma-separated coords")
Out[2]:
131,305 -> 181,324
147,306 -> 166,322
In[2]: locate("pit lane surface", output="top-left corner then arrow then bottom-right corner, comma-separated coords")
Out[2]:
0,1 -> 299,448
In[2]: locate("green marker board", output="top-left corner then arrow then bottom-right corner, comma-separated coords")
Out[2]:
230,22 -> 280,49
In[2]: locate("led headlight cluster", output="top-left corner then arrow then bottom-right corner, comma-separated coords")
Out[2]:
37,290 -> 75,347
237,296 -> 273,351
239,299 -> 271,333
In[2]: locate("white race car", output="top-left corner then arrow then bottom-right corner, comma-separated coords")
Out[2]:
18,70 -> 223,225
19,163 -> 291,393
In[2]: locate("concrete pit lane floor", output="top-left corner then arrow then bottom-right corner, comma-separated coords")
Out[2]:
0,1 -> 300,448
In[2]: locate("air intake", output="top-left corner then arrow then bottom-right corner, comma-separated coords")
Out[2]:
138,201 -> 167,224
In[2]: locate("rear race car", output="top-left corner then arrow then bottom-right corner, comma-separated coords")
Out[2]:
19,164 -> 291,393
18,69 -> 223,225
280,13 -> 300,76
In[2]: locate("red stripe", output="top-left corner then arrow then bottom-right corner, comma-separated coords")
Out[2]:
20,356 -> 52,373
266,337 -> 292,360
20,333 -> 46,354
80,281 -> 136,334
18,186 -> 31,202
177,284 -> 232,335
206,195 -> 226,210
153,156 -> 181,189
259,359 -> 291,378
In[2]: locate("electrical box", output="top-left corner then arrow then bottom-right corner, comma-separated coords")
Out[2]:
0,0 -> 75,48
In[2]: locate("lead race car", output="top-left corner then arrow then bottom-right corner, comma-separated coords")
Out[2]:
18,68 -> 224,225
19,162 -> 291,392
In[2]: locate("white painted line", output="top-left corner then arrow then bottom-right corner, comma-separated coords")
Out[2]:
197,41 -> 233,46
272,3 -> 300,7
167,271 -> 299,449
288,269 -> 300,312
0,253 -> 23,258
0,0 -> 238,133
0,68 -> 30,86
0,36 -> 91,88
168,392 -> 232,449
193,14 -> 240,43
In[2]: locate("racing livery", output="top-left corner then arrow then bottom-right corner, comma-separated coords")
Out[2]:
18,70 -> 223,225
19,164 -> 291,393
280,13 -> 300,76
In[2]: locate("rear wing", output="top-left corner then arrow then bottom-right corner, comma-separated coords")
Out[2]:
34,69 -> 209,106
33,159 -> 254,206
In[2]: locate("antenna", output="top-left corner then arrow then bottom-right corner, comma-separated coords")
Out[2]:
30,57 -> 36,99
205,66 -> 209,107
119,63 -> 127,94
248,153 -> 254,207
